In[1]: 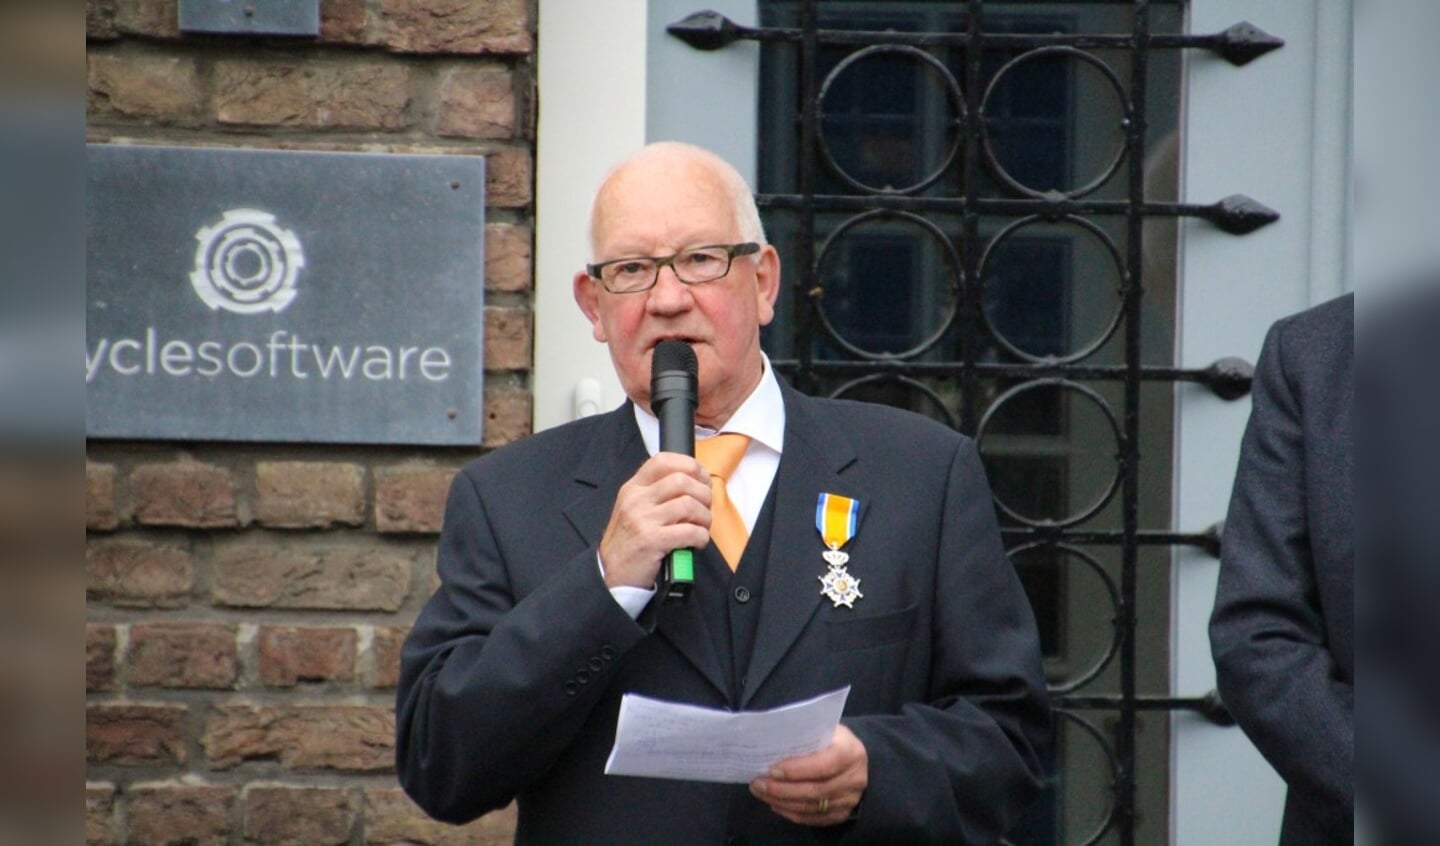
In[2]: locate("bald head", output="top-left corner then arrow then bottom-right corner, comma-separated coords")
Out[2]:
588,142 -> 767,257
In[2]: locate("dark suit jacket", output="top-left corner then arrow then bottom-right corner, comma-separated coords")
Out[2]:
1355,283 -> 1440,846
396,380 -> 1050,844
1210,293 -> 1353,846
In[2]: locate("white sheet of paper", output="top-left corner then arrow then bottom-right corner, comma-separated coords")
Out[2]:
603,686 -> 849,784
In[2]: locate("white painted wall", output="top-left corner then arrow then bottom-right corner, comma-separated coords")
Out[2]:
1352,0 -> 1440,300
533,1 -> 649,432
646,0 -> 761,182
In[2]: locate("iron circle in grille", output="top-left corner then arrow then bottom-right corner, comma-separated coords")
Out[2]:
1009,542 -> 1121,695
998,710 -> 1121,846
1052,709 -> 1121,846
977,214 -> 1126,364
816,44 -> 966,196
811,208 -> 962,360
976,378 -> 1123,528
825,373 -> 958,430
980,45 -> 1131,200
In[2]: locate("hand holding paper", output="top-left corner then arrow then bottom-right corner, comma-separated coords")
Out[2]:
604,686 -> 850,784
750,722 -> 869,826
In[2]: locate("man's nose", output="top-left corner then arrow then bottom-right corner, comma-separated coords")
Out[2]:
646,264 -> 692,312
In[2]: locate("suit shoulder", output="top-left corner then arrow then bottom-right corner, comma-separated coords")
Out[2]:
1272,292 -> 1353,352
1265,292 -> 1352,382
795,393 -> 971,449
455,411 -> 617,481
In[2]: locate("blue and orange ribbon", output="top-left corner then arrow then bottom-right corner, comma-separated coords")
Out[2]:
815,493 -> 860,551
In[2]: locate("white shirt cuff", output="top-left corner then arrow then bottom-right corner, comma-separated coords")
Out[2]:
597,552 -> 657,620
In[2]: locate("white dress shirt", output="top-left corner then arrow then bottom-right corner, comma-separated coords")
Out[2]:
605,355 -> 787,617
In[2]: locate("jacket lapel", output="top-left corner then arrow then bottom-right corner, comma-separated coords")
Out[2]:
741,385 -> 859,708
561,404 -> 643,547
561,403 -> 729,701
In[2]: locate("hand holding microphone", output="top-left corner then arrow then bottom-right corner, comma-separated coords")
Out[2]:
594,340 -> 706,600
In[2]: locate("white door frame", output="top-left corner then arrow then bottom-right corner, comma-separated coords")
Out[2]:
1171,2 -> 1350,843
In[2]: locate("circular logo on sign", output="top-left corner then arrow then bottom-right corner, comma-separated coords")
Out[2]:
190,209 -> 304,314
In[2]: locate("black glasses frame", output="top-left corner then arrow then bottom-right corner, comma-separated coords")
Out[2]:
586,242 -> 761,293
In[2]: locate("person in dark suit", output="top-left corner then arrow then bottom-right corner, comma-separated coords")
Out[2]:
1209,292 -> 1353,845
395,141 -> 1050,843
1355,281 -> 1440,846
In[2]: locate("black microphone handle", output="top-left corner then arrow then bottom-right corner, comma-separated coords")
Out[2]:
651,369 -> 696,603
653,375 -> 696,457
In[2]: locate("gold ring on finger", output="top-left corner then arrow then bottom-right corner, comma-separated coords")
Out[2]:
817,797 -> 829,814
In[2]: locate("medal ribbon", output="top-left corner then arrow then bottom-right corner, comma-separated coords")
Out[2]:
815,493 -> 860,551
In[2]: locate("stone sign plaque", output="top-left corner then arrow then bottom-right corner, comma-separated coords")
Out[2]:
86,144 -> 486,445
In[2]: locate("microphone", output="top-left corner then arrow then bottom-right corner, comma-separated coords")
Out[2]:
651,340 -> 697,603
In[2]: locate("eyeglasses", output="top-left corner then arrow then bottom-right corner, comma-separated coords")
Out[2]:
586,242 -> 761,294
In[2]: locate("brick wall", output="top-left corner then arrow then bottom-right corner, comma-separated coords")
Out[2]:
85,2 -> 532,843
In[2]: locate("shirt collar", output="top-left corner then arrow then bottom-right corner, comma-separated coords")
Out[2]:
634,353 -> 786,456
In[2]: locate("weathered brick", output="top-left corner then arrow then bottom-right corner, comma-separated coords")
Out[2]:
255,461 -> 365,528
215,60 -> 411,130
484,223 -> 531,293
244,785 -> 355,846
87,461 -> 119,531
367,625 -> 408,689
374,465 -> 454,534
87,54 -> 202,123
86,782 -> 117,846
485,146 -> 533,208
259,626 -> 358,687
364,788 -> 516,845
87,540 -> 194,607
129,623 -> 239,689
376,0 -> 532,55
212,545 -> 411,611
484,306 -> 531,372
128,783 -> 236,846
204,705 -> 394,772
132,461 -> 238,528
87,0 -> 119,41
115,0 -> 180,39
86,703 -> 188,766
87,624 -> 118,692
320,0 -> 368,44
435,65 -> 515,139
481,382 -> 531,448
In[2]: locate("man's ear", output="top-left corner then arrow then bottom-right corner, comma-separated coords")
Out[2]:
573,271 -> 608,342
754,245 -> 782,327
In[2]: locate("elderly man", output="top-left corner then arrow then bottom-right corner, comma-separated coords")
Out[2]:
396,142 -> 1050,844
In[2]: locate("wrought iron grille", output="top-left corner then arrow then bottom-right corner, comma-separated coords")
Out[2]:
670,2 -> 1280,843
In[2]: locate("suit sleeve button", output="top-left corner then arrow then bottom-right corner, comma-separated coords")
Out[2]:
599,645 -> 616,660
564,681 -> 579,696
589,657 -> 604,671
575,669 -> 591,684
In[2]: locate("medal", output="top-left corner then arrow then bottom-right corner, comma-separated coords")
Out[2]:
815,493 -> 863,608
819,566 -> 862,608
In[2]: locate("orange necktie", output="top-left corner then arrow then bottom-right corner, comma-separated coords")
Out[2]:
695,433 -> 751,570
